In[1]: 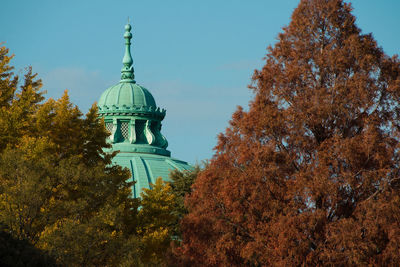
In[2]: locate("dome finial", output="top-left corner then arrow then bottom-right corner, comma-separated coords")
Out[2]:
121,21 -> 135,83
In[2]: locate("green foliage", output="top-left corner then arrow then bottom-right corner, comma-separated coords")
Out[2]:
0,45 -> 141,266
0,44 -> 201,266
0,224 -> 58,267
137,177 -> 178,265
0,126 -> 138,266
169,166 -> 201,237
0,46 -> 17,107
0,45 -> 44,150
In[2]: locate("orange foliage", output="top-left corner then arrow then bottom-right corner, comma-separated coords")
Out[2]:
175,0 -> 400,266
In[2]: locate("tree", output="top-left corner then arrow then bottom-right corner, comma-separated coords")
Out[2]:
0,45 -> 139,266
124,168 -> 201,266
0,224 -> 58,267
137,177 -> 178,265
0,46 -> 44,151
0,46 -> 17,108
1,45 -> 203,266
0,118 -> 138,267
176,0 -> 400,266
169,166 -> 201,238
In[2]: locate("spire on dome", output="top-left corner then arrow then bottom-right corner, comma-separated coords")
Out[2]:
121,22 -> 135,83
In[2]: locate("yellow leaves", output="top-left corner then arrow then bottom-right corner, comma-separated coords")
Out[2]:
139,178 -> 177,231
0,46 -> 14,70
141,226 -> 170,249
101,208 -> 117,227
135,177 -> 179,264
140,177 -> 176,209
0,44 -> 138,266
17,136 -> 55,161
48,196 -> 56,206
139,226 -> 171,265
141,226 -> 169,243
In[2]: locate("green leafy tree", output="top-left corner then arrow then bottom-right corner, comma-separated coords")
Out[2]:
0,45 -> 139,266
126,168 -> 202,266
0,46 -> 44,151
176,0 -> 400,266
169,166 -> 201,238
0,124 -> 138,267
0,46 -> 17,108
0,224 -> 57,267
0,45 -> 204,266
137,177 -> 178,265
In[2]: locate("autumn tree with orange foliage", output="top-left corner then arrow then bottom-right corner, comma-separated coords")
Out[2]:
175,0 -> 400,266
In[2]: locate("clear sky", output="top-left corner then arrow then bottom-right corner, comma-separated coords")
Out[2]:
1,0 -> 400,165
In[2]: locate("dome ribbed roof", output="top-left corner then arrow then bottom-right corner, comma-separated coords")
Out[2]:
98,82 -> 156,110
97,22 -> 193,198
114,152 -> 192,198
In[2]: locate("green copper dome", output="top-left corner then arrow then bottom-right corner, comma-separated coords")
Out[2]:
98,22 -> 162,117
98,83 -> 157,113
97,23 -> 192,197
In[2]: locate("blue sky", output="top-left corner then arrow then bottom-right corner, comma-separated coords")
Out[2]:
1,0 -> 400,165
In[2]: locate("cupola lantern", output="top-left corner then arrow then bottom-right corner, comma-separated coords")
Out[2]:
97,23 -> 192,197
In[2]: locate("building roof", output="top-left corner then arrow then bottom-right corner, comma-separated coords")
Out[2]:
97,23 -> 192,197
